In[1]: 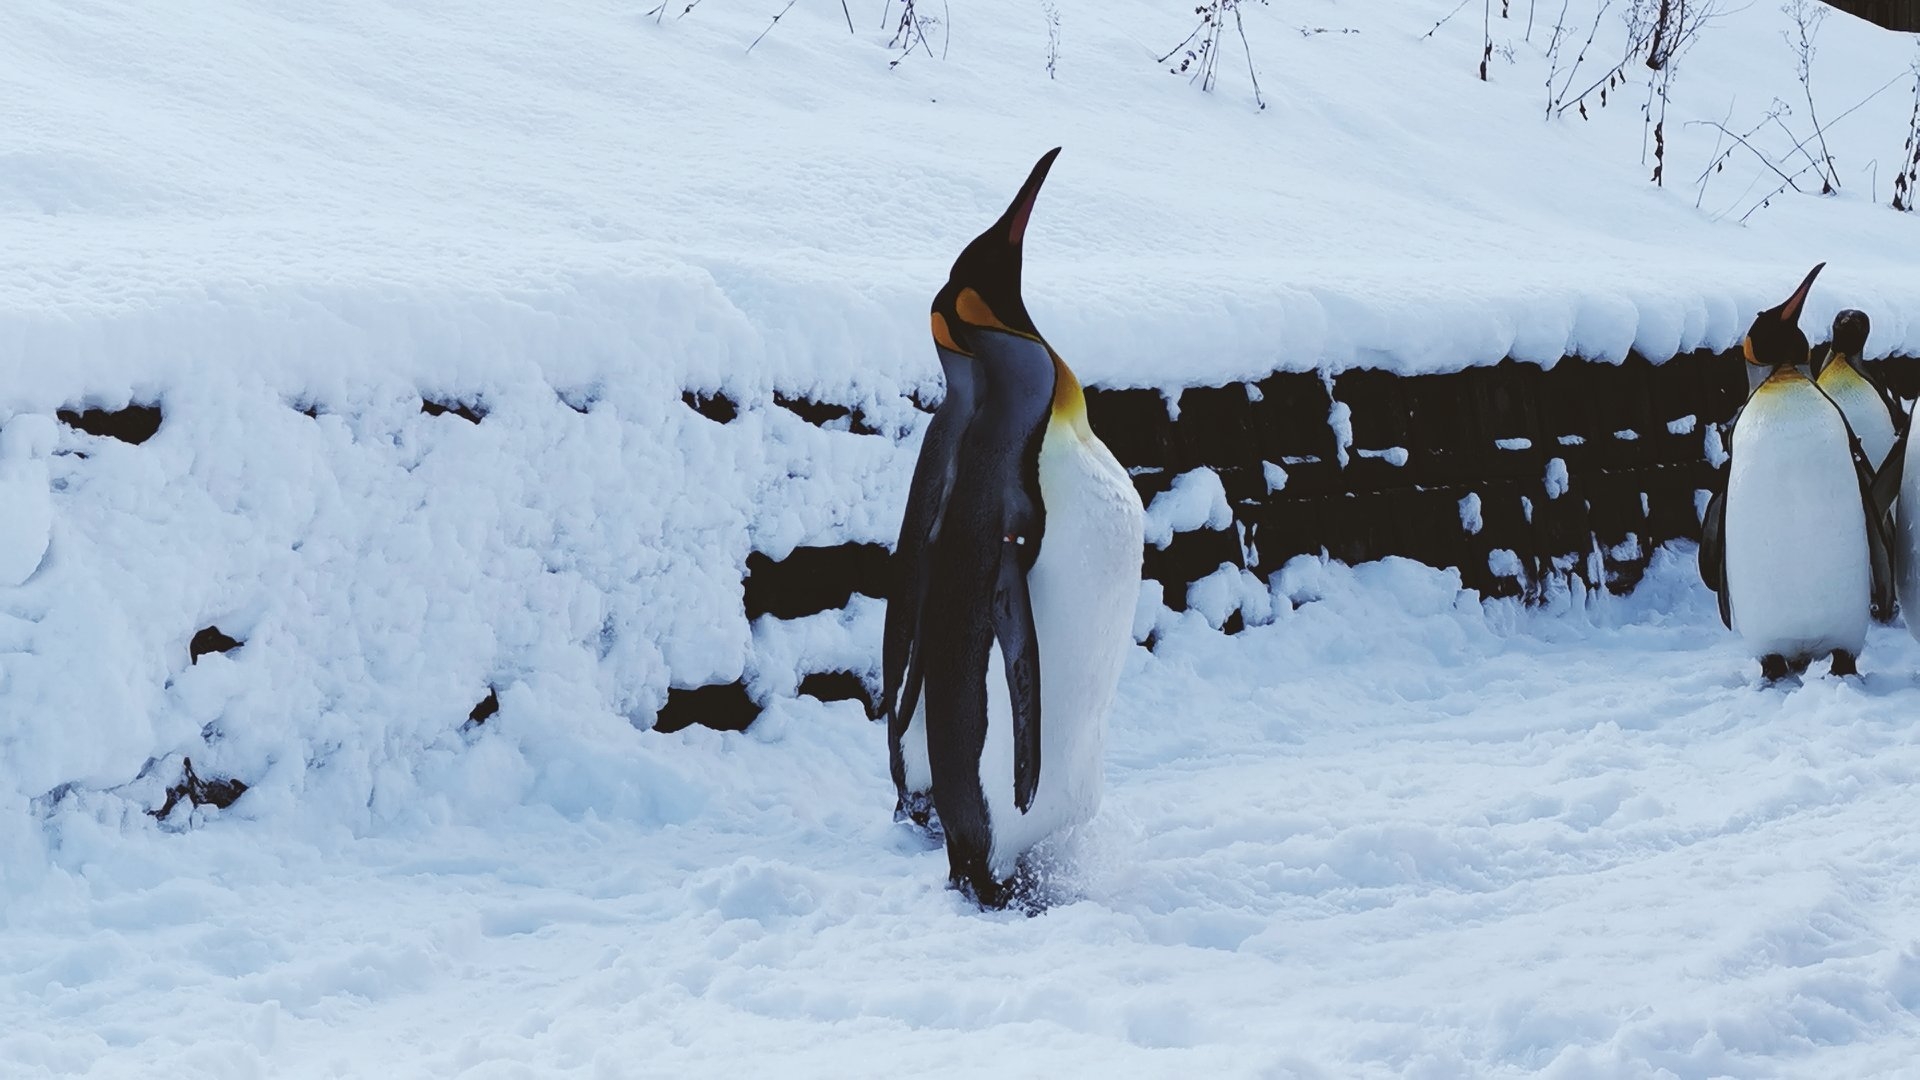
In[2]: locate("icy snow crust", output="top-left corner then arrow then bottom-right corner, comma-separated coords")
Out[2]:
5,0 -> 1920,1072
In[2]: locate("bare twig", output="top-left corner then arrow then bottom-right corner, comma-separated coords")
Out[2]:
1480,0 -> 1494,81
1424,0 -> 1475,39
1161,0 -> 1269,108
1551,0 -> 1618,118
1041,0 -> 1060,78
1234,3 -> 1266,108
1685,118 -> 1808,191
1782,0 -> 1839,193
747,0 -> 799,53
1897,55 -> 1920,210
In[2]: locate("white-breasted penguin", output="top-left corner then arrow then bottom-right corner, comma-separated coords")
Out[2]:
879,148 -> 1145,908
1698,265 -> 1892,681
1816,309 -> 1906,623
1816,310 -> 1899,472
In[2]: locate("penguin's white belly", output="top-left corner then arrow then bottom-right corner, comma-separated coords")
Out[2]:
1821,366 -> 1896,471
1725,379 -> 1869,659
1896,429 -> 1920,641
978,421 -> 1143,878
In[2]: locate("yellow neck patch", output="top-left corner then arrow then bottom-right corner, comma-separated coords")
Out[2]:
1817,353 -> 1861,391
1048,347 -> 1092,440
1756,363 -> 1808,394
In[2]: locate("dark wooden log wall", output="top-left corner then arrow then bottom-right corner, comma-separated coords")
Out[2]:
1828,0 -> 1920,31
679,349 -> 1920,730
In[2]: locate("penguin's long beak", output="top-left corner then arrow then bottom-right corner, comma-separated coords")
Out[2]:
1774,263 -> 1825,325
997,148 -> 1061,248
1743,262 -> 1826,368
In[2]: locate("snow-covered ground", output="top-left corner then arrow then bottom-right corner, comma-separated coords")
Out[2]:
9,554 -> 1920,1078
8,0 -> 1920,1075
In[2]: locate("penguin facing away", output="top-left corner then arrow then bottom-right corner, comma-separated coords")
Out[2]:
1704,264 -> 1891,681
880,149 -> 1145,908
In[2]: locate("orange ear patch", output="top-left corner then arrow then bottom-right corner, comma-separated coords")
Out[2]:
931,311 -> 964,353
1741,336 -> 1758,365
955,287 -> 1011,333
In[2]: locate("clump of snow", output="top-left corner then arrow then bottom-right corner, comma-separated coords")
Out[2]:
1143,469 -> 1232,549
1358,446 -> 1410,467
1496,437 -> 1533,451
1545,458 -> 1570,499
1185,565 -> 1273,631
1459,493 -> 1484,535
1489,549 -> 1525,578
1668,415 -> 1697,435
1262,461 -> 1289,493
747,595 -> 882,702
1705,425 -> 1730,468
1328,401 -> 1354,468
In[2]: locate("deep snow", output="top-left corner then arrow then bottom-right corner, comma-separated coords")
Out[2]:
7,0 -> 1920,1075
8,554 -> 1920,1078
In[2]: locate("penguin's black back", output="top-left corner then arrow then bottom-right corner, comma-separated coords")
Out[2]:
918,333 -> 1054,902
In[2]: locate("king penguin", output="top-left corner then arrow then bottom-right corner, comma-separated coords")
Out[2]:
879,148 -> 1145,908
1815,310 -> 1899,473
1699,264 -> 1892,681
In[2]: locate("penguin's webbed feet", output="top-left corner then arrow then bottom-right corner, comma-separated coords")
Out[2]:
893,791 -> 944,842
1760,654 -> 1792,683
950,860 -> 1052,917
1828,650 -> 1860,678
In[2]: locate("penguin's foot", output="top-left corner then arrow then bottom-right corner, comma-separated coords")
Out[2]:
1760,654 -> 1794,683
950,870 -> 1011,911
893,791 -> 943,842
1829,650 -> 1860,678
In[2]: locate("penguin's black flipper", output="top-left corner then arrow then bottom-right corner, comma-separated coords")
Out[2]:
1872,428 -> 1906,522
1845,428 -> 1899,623
881,353 -> 982,804
994,537 -> 1043,815
1698,484 -> 1732,630
1698,415 -> 1733,629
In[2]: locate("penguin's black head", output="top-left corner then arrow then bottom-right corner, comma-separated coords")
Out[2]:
1742,263 -> 1824,369
930,148 -> 1061,354
1831,308 -> 1870,360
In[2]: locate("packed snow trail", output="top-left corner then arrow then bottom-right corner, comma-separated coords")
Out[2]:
6,554 -> 1920,1079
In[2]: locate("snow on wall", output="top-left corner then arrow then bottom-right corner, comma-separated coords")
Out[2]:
6,0 -> 1920,858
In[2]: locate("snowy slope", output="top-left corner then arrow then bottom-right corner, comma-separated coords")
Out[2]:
4,0 -> 1920,396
